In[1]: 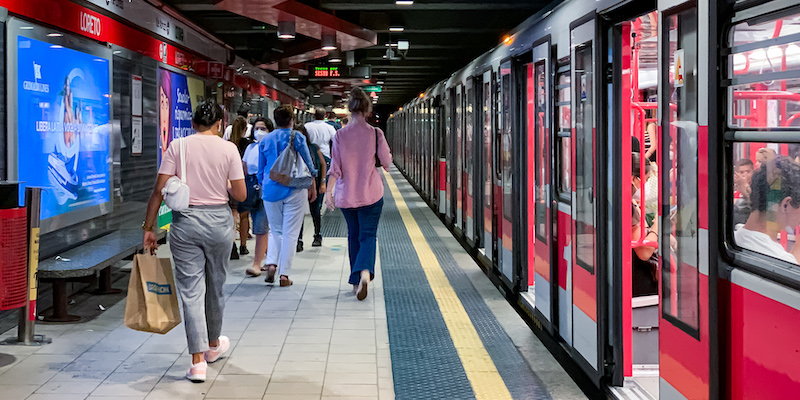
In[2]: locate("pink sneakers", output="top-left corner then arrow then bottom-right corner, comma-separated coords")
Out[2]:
204,335 -> 230,363
185,361 -> 207,383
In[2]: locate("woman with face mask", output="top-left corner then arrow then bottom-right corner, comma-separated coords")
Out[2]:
243,118 -> 273,276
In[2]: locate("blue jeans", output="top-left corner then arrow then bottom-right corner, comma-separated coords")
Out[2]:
341,198 -> 384,285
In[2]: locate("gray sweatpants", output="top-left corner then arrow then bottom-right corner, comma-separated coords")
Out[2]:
169,204 -> 233,354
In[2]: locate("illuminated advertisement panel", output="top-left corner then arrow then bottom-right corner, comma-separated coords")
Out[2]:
15,35 -> 111,227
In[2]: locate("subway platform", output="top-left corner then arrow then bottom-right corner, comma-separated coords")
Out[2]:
0,166 -> 585,400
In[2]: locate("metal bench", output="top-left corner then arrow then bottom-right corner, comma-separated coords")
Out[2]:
38,228 -> 166,322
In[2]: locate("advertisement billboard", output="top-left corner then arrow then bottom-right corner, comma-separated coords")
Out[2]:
157,68 -> 205,166
15,35 -> 111,226
156,68 -> 205,228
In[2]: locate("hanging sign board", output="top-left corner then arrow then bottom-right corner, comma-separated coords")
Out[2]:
362,85 -> 382,93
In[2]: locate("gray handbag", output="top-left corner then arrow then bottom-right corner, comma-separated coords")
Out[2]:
269,131 -> 314,188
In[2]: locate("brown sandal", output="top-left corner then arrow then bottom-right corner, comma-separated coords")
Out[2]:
279,275 -> 293,287
265,265 -> 277,283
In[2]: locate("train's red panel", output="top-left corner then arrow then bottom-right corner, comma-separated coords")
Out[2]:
728,281 -> 800,399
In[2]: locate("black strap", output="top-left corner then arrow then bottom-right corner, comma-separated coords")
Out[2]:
374,127 -> 381,167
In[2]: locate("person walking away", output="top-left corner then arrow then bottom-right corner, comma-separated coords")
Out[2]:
258,105 -> 318,287
229,116 -> 254,257
242,117 -> 272,276
304,110 -> 337,246
295,124 -> 328,252
325,87 -> 392,300
142,99 -> 246,382
223,105 -> 252,140
325,112 -> 342,130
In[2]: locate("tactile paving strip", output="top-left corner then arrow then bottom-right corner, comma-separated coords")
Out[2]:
320,208 -> 350,237
390,171 -> 553,400
322,170 -> 553,399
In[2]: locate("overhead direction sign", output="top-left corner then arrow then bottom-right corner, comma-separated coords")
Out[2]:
362,85 -> 382,92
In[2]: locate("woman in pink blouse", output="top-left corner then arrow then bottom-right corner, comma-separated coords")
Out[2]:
326,87 -> 392,300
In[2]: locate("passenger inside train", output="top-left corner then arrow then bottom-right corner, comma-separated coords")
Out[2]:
734,155 -> 800,264
632,153 -> 659,297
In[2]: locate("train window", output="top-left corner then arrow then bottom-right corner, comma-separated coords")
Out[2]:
732,143 -> 800,265
534,60 -> 548,240
663,8 -> 700,330
556,65 -> 572,198
728,9 -> 800,129
725,6 -> 800,278
574,44 -> 595,274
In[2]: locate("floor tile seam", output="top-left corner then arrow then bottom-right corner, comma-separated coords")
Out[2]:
398,171 -> 555,400
383,170 -> 513,400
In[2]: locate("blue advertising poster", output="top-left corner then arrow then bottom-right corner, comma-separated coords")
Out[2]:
16,36 -> 111,221
158,68 -> 201,167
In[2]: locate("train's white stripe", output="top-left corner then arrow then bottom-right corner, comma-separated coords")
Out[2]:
730,269 -> 800,313
534,272 -> 551,322
699,228 -> 709,276
660,377 -> 689,400
573,305 -> 598,370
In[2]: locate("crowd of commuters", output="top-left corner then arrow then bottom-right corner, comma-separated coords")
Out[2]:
141,87 -> 390,382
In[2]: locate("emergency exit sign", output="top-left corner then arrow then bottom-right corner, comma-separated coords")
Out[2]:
363,85 -> 382,92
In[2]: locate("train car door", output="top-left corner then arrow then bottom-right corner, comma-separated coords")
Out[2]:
524,40 -> 556,331
554,59 -> 574,346
498,60 -> 515,284
659,4 -> 710,399
479,70 -> 495,265
465,78 -> 477,247
570,15 -> 614,383
455,84 -> 465,236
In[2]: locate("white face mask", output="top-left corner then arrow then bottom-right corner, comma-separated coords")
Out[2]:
254,129 -> 267,142
633,187 -> 641,200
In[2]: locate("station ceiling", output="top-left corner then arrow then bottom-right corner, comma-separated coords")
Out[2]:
162,0 -> 550,107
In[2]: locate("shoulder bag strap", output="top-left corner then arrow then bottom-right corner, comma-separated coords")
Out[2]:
374,127 -> 381,167
179,137 -> 187,184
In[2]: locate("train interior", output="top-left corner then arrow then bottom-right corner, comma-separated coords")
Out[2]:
624,10 -> 661,398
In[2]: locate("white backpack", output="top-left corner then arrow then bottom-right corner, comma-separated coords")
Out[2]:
161,138 -> 191,211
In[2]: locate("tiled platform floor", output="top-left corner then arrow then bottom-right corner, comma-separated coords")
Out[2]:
0,232 -> 393,400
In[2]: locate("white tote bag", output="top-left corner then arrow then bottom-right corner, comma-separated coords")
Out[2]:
161,138 -> 191,211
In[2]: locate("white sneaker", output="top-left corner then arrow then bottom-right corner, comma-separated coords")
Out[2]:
186,361 -> 207,383
204,336 -> 230,363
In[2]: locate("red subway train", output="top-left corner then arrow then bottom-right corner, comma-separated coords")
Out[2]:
386,0 -> 800,398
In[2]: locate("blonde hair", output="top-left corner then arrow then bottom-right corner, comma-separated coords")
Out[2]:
348,87 -> 372,115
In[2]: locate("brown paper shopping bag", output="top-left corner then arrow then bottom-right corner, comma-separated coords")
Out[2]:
124,253 -> 181,334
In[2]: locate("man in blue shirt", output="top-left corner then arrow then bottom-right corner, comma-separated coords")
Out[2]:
257,105 -> 317,287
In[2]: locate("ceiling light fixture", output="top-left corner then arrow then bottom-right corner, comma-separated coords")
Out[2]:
289,76 -> 299,82
396,0 -> 413,5
277,20 -> 296,40
389,26 -> 404,32
377,81 -> 384,84
47,33 -> 63,37
321,33 -> 337,51
328,49 -> 343,63
379,70 -> 388,74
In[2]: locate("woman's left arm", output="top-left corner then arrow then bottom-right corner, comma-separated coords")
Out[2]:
377,128 -> 392,170
142,174 -> 171,252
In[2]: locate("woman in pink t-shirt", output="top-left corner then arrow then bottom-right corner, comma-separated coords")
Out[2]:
326,88 -> 392,300
142,100 -> 246,383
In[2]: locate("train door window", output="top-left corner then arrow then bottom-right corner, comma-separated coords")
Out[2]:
446,92 -> 453,222
574,43 -> 596,274
556,64 -> 572,199
482,71 -> 494,255
535,60 -> 549,241
466,82 -> 476,243
456,84 -> 464,231
662,7 -> 700,331
727,8 -> 800,269
500,60 -> 515,280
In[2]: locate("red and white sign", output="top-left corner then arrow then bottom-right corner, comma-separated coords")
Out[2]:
209,62 -> 224,79
80,11 -> 102,37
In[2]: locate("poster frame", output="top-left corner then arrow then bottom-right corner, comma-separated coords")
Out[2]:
6,17 -> 114,234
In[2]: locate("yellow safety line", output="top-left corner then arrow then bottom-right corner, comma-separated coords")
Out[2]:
383,170 -> 514,400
